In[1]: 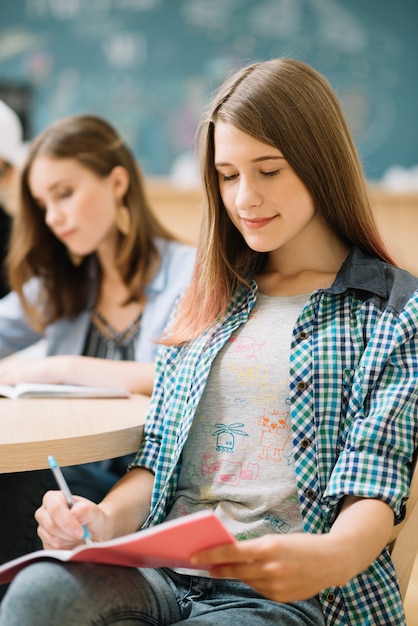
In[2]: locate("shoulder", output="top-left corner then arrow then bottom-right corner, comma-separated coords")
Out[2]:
334,247 -> 418,315
0,289 -> 25,316
382,263 -> 418,306
146,238 -> 195,296
370,261 -> 418,316
155,238 -> 196,279
156,238 -> 196,263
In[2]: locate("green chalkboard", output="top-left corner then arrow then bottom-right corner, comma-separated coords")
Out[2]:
0,0 -> 416,179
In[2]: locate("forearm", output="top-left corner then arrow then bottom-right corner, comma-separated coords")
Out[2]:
0,355 -> 155,393
326,495 -> 394,585
98,467 -> 155,539
47,355 -> 155,395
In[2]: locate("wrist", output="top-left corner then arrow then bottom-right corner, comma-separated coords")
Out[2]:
97,501 -> 118,541
49,354 -> 76,384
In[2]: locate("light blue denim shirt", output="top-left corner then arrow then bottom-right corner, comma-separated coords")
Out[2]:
131,247 -> 418,626
0,238 -> 195,361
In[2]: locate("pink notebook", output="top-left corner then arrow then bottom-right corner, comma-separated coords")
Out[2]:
0,510 -> 235,585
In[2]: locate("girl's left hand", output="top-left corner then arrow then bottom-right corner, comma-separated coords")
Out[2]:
191,497 -> 394,603
190,532 -> 350,602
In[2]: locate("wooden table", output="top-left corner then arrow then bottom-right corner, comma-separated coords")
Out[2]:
0,394 -> 149,473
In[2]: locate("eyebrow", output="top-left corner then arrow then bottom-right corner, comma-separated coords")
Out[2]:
31,179 -> 70,198
47,179 -> 71,191
30,179 -> 71,205
214,156 -> 286,167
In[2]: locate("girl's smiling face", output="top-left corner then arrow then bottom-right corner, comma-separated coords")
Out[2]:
214,121 -> 321,257
28,156 -> 127,258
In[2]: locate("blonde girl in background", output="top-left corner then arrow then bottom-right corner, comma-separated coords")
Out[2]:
0,114 -> 195,586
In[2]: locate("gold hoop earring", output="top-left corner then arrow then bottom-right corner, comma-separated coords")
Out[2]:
68,250 -> 84,266
116,205 -> 131,236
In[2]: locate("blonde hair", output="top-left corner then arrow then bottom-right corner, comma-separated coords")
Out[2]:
7,114 -> 174,331
167,58 -> 394,345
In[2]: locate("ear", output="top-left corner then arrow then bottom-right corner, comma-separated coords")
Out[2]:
109,166 -> 129,201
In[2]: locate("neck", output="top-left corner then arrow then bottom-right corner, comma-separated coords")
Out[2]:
259,230 -> 350,297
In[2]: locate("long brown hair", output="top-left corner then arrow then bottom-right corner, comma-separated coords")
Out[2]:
7,114 -> 174,331
167,57 -> 395,344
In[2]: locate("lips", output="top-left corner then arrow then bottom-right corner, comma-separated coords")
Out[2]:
56,229 -> 75,241
242,216 -> 276,230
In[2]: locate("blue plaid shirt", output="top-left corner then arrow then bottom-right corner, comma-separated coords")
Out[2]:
131,247 -> 418,625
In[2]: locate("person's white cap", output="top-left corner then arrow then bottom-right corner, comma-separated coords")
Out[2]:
0,99 -> 26,167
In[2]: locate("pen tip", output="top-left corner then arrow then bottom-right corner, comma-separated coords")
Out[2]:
48,455 -> 57,468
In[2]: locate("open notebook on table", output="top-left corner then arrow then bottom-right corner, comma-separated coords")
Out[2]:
0,382 -> 131,399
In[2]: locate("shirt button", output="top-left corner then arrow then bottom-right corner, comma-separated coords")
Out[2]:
301,438 -> 311,448
325,592 -> 336,603
298,330 -> 309,340
305,489 -> 315,499
296,381 -> 308,391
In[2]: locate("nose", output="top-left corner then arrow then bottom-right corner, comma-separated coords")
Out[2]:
234,176 -> 262,211
44,202 -> 64,229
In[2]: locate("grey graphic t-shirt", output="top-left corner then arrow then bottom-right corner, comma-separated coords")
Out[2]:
166,293 -> 309,549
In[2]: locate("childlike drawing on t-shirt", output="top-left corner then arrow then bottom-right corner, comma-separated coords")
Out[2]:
228,335 -> 266,360
212,422 -> 248,452
257,409 -> 291,462
202,453 -> 260,487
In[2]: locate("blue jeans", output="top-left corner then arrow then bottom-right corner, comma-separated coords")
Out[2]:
0,562 -> 325,625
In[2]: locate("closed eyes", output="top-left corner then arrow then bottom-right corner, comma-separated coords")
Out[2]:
220,169 -> 280,182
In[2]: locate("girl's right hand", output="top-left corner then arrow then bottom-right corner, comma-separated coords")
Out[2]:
35,489 -> 107,550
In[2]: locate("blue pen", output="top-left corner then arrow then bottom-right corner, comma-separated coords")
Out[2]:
48,455 -> 93,545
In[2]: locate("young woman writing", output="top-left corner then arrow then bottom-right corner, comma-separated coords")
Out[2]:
1,59 -> 416,625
